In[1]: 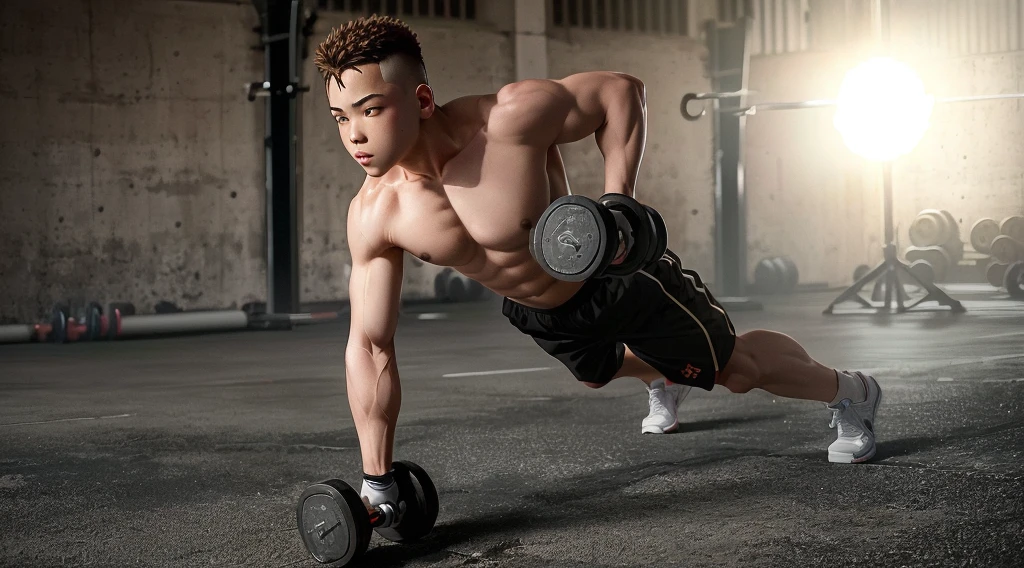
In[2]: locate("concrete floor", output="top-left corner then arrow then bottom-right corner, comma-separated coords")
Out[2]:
1,286 -> 1023,568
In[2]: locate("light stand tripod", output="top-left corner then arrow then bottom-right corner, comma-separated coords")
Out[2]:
824,161 -> 965,314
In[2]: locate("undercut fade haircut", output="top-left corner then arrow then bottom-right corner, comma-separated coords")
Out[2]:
314,15 -> 428,89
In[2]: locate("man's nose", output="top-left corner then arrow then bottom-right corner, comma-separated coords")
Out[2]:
349,123 -> 367,144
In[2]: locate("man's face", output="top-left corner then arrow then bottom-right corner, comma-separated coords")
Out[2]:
326,63 -> 422,177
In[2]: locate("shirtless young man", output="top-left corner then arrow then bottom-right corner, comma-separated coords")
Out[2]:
313,16 -> 883,510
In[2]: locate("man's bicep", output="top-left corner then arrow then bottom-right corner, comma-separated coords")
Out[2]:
348,245 -> 404,350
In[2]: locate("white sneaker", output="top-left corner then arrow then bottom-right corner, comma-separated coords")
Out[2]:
827,371 -> 882,463
641,379 -> 692,434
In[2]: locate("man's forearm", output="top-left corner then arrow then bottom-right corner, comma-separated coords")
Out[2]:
345,344 -> 401,475
596,75 -> 647,198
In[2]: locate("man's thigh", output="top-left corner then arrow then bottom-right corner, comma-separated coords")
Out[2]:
619,251 -> 736,390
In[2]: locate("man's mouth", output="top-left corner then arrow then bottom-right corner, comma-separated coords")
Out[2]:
354,152 -> 373,165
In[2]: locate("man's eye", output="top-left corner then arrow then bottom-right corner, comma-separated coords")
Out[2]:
364,107 -> 380,117
334,115 -> 348,123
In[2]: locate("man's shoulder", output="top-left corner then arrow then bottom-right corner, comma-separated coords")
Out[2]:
484,79 -> 570,144
348,177 -> 404,257
440,94 -> 493,121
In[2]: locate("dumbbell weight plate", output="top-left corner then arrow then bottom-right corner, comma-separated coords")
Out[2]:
770,257 -> 791,293
943,238 -> 964,263
1006,261 -> 1024,299
938,210 -> 963,261
375,461 -> 439,543
85,302 -> 103,341
908,259 -> 935,285
531,196 -> 617,282
434,268 -> 451,301
970,218 -> 999,254
853,264 -> 871,282
599,194 -> 654,277
754,258 -> 781,294
905,246 -> 950,281
1000,215 -> 1024,243
986,261 -> 1008,288
642,205 -> 668,268
939,210 -> 960,239
296,479 -> 372,566
777,256 -> 799,290
909,210 -> 949,247
990,235 -> 1023,263
50,304 -> 69,343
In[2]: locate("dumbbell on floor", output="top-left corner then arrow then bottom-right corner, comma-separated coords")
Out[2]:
990,235 -> 1024,264
987,261 -> 1008,288
909,209 -> 963,263
904,246 -> 950,281
753,256 -> 800,294
296,461 -> 439,566
530,194 -> 668,281
434,268 -> 486,302
45,301 -> 124,343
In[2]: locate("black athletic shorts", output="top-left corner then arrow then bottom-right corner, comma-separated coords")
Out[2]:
502,250 -> 736,391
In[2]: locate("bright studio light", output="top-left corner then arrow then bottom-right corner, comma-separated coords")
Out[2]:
833,57 -> 934,162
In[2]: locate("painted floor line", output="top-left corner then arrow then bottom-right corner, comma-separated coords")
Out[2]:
1,413 -> 133,427
443,367 -> 553,378
976,330 -> 1024,340
981,354 -> 1024,363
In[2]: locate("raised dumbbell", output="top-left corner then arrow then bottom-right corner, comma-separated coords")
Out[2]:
529,194 -> 668,281
296,461 -> 439,566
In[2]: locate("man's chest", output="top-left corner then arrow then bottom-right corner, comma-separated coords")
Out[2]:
443,134 -> 552,231
391,135 -> 555,263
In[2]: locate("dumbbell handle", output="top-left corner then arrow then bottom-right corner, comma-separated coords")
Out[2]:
606,208 -> 634,263
367,501 -> 401,528
314,502 -> 398,540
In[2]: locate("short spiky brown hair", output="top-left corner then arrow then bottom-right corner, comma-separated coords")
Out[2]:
314,15 -> 427,88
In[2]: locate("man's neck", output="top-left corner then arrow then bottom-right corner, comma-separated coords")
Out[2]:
393,108 -> 461,181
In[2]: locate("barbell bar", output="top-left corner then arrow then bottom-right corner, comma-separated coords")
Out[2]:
679,90 -> 758,121
681,92 -> 1024,120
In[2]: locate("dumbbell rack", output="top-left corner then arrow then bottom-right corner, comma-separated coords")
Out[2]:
824,162 -> 965,315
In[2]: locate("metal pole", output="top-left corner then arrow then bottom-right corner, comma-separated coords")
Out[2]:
882,161 -> 894,254
119,311 -> 250,337
259,0 -> 302,315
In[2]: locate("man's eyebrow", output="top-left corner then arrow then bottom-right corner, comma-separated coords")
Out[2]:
329,93 -> 384,112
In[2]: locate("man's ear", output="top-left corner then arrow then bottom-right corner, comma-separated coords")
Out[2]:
415,84 -> 435,119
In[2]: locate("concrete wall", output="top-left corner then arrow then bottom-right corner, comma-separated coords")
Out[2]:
0,0 -> 515,322
0,0 -> 266,323
547,28 -> 718,277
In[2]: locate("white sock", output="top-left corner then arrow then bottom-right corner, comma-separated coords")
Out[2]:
648,378 -> 666,390
830,370 -> 866,405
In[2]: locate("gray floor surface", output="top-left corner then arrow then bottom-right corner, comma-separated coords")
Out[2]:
1,286 -> 1022,567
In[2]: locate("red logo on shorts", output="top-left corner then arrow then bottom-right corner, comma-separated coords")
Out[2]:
682,364 -> 702,380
